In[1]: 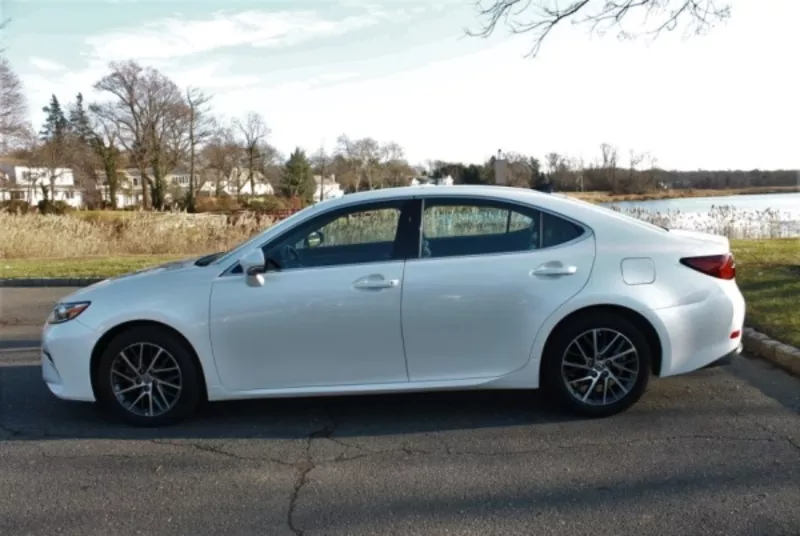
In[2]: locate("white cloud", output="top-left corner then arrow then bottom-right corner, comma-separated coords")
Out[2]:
29,57 -> 65,72
84,8 -> 392,62
168,62 -> 264,90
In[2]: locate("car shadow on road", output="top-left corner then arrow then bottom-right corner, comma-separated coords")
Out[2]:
1,363 -> 587,441
1,357 -> 796,442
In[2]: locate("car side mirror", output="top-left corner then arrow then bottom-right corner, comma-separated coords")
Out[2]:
240,249 -> 267,286
305,230 -> 324,248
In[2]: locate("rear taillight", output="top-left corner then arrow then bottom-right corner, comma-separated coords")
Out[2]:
680,253 -> 736,280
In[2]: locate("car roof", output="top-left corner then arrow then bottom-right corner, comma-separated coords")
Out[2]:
318,185 -> 553,208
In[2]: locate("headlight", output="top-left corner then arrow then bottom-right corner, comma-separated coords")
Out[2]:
47,301 -> 91,325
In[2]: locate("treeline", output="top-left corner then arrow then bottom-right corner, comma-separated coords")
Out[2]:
1,57 -> 796,213
428,147 -> 798,194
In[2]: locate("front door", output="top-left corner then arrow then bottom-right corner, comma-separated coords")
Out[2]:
209,200 -> 415,391
400,197 -> 596,382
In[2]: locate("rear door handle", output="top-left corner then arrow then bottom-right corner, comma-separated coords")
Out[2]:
532,263 -> 577,277
352,276 -> 400,290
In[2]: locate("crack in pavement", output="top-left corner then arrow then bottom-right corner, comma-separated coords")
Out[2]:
287,409 -> 338,536
743,416 -> 800,455
148,439 -> 296,467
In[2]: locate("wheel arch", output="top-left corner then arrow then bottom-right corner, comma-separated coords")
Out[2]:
541,304 -> 664,377
89,320 -> 209,402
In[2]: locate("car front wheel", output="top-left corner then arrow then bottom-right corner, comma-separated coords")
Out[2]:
95,326 -> 202,426
542,312 -> 652,418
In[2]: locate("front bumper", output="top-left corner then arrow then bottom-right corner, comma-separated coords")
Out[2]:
41,319 -> 98,402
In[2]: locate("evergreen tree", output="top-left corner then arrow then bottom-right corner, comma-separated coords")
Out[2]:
40,94 -> 68,142
68,93 -> 92,143
280,148 -> 315,202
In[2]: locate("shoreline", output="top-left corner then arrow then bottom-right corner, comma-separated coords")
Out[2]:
567,186 -> 799,204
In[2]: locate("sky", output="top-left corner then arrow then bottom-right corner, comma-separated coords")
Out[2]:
1,0 -> 798,171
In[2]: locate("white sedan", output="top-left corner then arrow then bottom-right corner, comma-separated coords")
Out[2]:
41,185 -> 745,426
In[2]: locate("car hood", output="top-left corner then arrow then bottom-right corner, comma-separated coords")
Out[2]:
64,256 -> 203,301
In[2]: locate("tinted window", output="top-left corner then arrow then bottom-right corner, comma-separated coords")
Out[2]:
420,201 -> 540,259
262,204 -> 403,270
541,211 -> 585,247
314,208 -> 400,247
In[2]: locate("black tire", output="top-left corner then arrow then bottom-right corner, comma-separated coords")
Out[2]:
95,326 -> 202,426
541,311 -> 652,418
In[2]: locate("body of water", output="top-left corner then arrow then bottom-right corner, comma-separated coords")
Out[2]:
598,192 -> 800,239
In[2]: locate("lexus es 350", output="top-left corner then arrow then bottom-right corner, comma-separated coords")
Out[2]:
41,185 -> 745,426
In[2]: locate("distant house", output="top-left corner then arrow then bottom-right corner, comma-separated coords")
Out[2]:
312,174 -> 344,202
0,164 -> 83,207
96,167 -> 276,207
410,175 -> 454,187
197,167 -> 275,198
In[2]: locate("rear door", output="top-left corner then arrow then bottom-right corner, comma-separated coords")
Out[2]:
400,196 -> 596,382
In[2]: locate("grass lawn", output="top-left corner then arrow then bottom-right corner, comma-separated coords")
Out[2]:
731,238 -> 800,348
0,255 -> 185,279
1,238 -> 797,347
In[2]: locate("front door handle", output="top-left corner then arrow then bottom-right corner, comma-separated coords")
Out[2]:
352,276 -> 400,290
532,263 -> 577,277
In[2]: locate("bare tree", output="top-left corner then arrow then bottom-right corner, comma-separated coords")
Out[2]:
233,112 -> 270,197
184,87 -> 214,211
0,56 -> 30,153
202,123 -> 241,197
378,142 -> 414,188
468,0 -> 731,57
256,141 -> 282,190
335,135 -> 383,190
310,144 -> 330,202
93,60 -> 187,209
599,142 -> 619,192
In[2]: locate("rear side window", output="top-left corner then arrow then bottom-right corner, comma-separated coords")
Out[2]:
419,197 -> 585,259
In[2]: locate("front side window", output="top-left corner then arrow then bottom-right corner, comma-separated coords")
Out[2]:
262,203 -> 403,270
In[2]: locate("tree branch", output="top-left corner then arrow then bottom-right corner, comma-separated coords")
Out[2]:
467,0 -> 730,57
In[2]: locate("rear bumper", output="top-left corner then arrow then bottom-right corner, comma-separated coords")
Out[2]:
654,281 -> 745,377
702,341 -> 743,369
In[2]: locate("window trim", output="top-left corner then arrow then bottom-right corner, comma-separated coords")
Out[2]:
412,195 -> 591,262
221,198 -> 418,276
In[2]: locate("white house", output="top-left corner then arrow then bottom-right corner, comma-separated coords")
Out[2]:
196,167 -> 275,197
95,167 -> 276,207
0,164 -> 83,208
410,175 -> 454,187
312,174 -> 344,202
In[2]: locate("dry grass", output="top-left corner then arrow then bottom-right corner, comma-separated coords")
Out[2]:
0,211 -> 273,259
608,204 -> 799,239
2,201 -> 797,260
570,185 -> 799,203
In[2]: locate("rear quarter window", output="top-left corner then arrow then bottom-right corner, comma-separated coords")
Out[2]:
541,211 -> 585,248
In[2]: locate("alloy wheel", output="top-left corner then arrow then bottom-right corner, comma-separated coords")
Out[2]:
560,328 -> 640,406
109,342 -> 183,418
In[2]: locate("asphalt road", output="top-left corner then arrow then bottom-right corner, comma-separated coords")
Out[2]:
1,287 -> 799,536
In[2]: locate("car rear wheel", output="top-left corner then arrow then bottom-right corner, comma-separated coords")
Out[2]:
542,312 -> 652,418
95,326 -> 202,426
